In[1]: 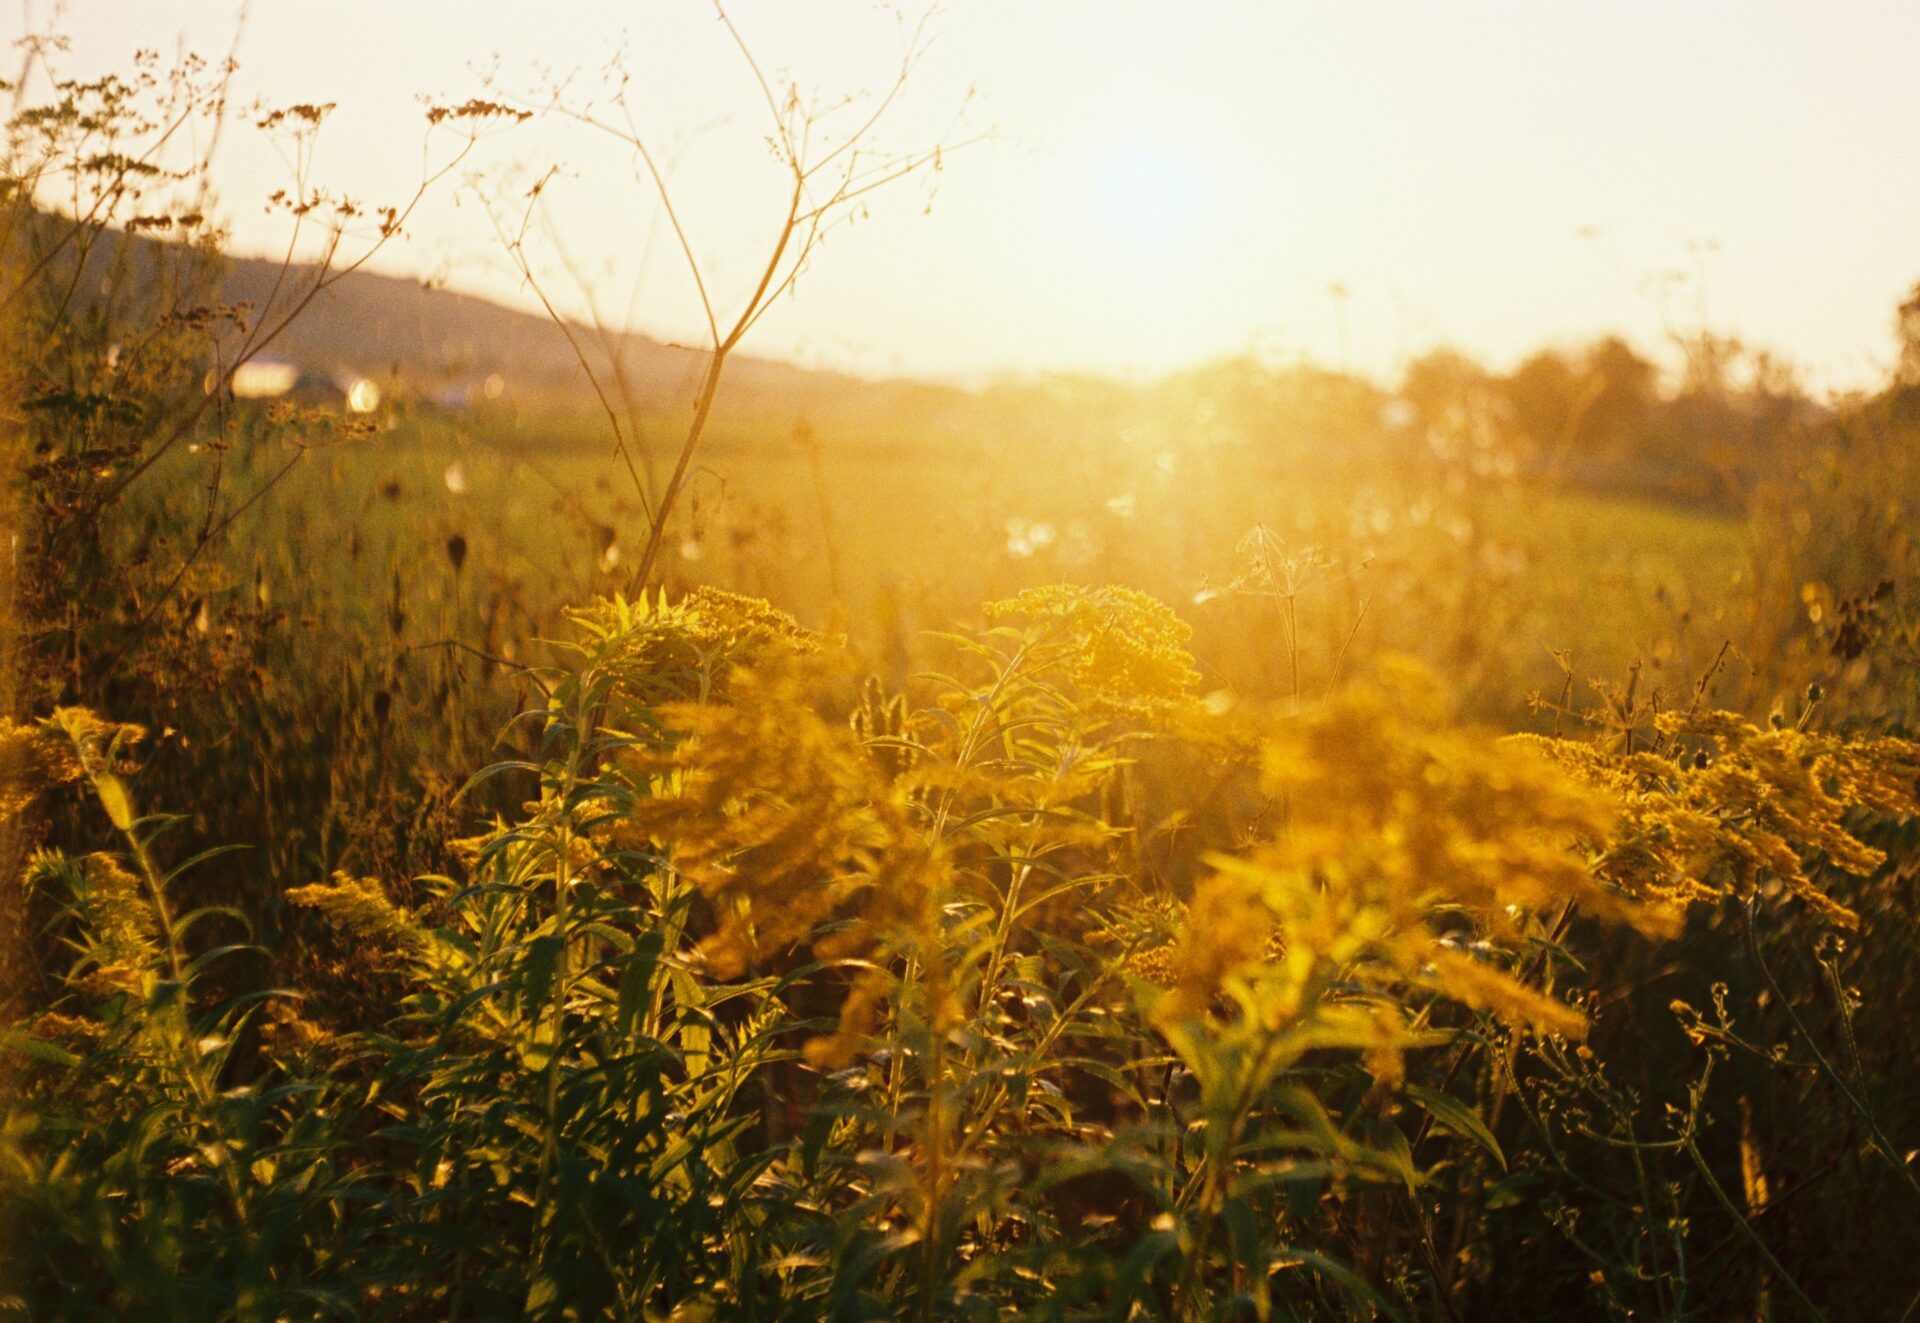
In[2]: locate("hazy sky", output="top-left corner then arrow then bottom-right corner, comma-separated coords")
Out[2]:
22,1 -> 1920,391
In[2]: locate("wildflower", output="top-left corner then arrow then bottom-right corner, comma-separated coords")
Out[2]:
1155,878 -> 1275,1021
1123,941 -> 1179,987
25,851 -> 160,998
1156,660 -> 1662,1041
568,587 -> 820,716
984,583 -> 1200,720
609,662 -> 954,1063
0,717 -> 79,821
1360,1001 -> 1410,1090
287,872 -> 426,965
613,665 -> 894,976
1523,710 -> 1920,927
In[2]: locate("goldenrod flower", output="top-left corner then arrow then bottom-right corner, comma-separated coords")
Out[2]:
1157,660 -> 1660,1041
1519,710 -> 1920,926
985,584 -> 1201,720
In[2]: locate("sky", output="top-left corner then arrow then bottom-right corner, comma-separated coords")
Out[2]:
18,1 -> 1920,393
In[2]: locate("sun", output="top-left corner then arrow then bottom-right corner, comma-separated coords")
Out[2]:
1094,146 -> 1194,244
1033,120 -> 1240,359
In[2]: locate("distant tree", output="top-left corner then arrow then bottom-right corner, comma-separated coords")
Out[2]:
1579,335 -> 1658,465
1397,347 -> 1524,474
1268,362 -> 1384,453
1502,348 -> 1586,460
1400,347 -> 1491,427
1897,279 -> 1920,387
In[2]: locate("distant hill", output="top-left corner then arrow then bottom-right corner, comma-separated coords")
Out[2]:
217,250 -> 898,419
22,206 -> 970,432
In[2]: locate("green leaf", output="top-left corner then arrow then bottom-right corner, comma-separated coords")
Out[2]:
523,934 -> 562,1012
93,772 -> 134,831
1376,1124 -> 1421,1192
1271,1245 -> 1406,1322
524,1274 -> 560,1315
1,1032 -> 82,1068
1223,1195 -> 1262,1275
1405,1084 -> 1506,1170
615,935 -> 660,1036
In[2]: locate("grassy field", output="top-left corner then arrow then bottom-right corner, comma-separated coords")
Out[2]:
25,371 -> 1920,1321
200,399 -> 1752,736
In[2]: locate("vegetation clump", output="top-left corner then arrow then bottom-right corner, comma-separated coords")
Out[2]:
11,23 -> 1920,1322
9,580 -> 1920,1318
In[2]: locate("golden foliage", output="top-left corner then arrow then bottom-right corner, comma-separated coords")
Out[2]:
0,715 -> 78,821
608,661 -> 955,1063
286,871 -> 426,965
26,850 -> 160,998
984,583 -> 1201,719
612,665 -> 896,976
569,586 -> 819,716
1516,710 -> 1920,926
1158,662 -> 1665,1043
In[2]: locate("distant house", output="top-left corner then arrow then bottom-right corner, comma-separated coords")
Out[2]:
217,359 -> 341,402
216,359 -> 387,413
228,360 -> 302,399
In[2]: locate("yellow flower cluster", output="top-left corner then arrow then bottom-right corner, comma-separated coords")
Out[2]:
1515,710 -> 1920,927
42,707 -> 145,761
609,664 -> 955,1063
286,871 -> 426,965
672,586 -> 820,655
1158,663 -> 1667,1042
1130,884 -> 1274,1011
570,587 -> 819,714
984,584 -> 1201,720
25,850 -> 160,999
0,715 -> 77,822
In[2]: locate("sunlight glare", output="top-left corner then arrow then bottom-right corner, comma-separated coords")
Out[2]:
1093,146 -> 1194,245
